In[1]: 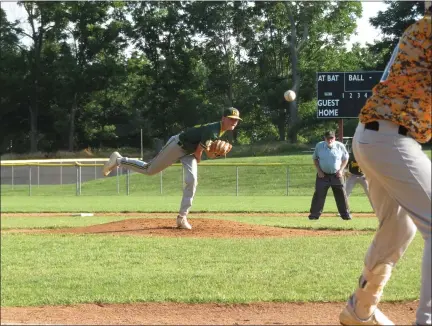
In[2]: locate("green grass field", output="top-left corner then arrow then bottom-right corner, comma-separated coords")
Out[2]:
1,210 -> 424,307
0,153 -> 426,308
1,229 -> 423,307
1,195 -> 374,213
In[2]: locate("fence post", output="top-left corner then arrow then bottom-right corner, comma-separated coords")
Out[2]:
28,166 -> 32,196
79,165 -> 82,195
60,160 -> 63,186
11,165 -> 14,190
126,169 -> 130,195
236,166 -> 239,196
286,167 -> 290,196
116,166 -> 120,194
160,170 -> 163,195
37,162 -> 40,188
94,160 -> 97,180
76,165 -> 79,196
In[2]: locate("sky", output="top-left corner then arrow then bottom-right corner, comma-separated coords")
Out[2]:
0,1 -> 389,49
347,1 -> 389,48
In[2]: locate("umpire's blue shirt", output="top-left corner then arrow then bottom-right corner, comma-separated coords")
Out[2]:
312,141 -> 349,174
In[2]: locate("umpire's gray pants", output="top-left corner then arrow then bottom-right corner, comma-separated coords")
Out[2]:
353,121 -> 431,325
119,134 -> 198,218
309,174 -> 350,218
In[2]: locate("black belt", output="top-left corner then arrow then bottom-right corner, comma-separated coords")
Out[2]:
364,121 -> 408,136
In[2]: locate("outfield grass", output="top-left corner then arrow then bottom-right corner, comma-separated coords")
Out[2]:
0,215 -> 131,230
1,195 -> 373,213
1,151 -> 425,308
1,232 -> 423,307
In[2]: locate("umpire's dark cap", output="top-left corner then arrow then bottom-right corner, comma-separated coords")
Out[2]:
224,107 -> 242,120
324,130 -> 335,138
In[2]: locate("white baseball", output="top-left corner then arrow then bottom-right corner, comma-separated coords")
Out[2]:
284,90 -> 296,102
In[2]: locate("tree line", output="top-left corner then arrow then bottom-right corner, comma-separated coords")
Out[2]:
0,1 -> 425,153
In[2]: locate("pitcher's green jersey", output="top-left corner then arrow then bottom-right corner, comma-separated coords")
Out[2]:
178,122 -> 227,153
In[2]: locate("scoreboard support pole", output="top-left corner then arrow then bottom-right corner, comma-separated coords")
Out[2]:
338,119 -> 344,142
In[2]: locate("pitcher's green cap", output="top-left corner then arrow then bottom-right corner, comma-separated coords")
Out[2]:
223,107 -> 242,120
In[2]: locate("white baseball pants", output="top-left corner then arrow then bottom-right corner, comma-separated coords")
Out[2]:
118,134 -> 198,218
352,120 -> 431,325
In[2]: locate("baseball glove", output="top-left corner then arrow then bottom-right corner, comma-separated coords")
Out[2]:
207,140 -> 232,157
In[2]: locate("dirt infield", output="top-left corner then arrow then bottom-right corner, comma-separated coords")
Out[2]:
1,213 -> 416,325
2,212 -> 378,218
2,212 -> 377,238
3,217 -> 371,238
0,301 -> 417,325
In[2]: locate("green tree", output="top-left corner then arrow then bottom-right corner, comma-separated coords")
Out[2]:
128,1 -> 214,140
57,1 -> 128,151
4,1 -> 401,153
242,1 -> 362,142
368,1 -> 426,69
14,1 -> 68,152
0,8 -> 28,152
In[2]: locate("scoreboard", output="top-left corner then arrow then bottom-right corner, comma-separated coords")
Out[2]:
316,71 -> 383,118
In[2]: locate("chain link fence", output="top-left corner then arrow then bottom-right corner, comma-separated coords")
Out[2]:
0,161 -> 368,197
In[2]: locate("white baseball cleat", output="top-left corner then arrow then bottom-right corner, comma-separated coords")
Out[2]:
339,300 -> 394,325
102,151 -> 122,176
176,216 -> 192,230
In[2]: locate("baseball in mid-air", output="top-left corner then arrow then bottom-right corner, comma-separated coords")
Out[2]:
284,90 -> 296,102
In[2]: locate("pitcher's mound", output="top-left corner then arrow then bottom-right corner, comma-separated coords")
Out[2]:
38,218 -> 366,238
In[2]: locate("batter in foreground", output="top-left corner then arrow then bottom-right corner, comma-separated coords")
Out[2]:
339,4 -> 431,326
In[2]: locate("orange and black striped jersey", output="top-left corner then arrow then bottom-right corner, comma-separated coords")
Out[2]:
359,16 -> 431,143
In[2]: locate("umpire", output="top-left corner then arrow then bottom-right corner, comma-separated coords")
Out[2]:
308,130 -> 352,220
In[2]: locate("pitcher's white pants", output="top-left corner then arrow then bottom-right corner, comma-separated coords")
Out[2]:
353,121 -> 431,325
118,134 -> 198,218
